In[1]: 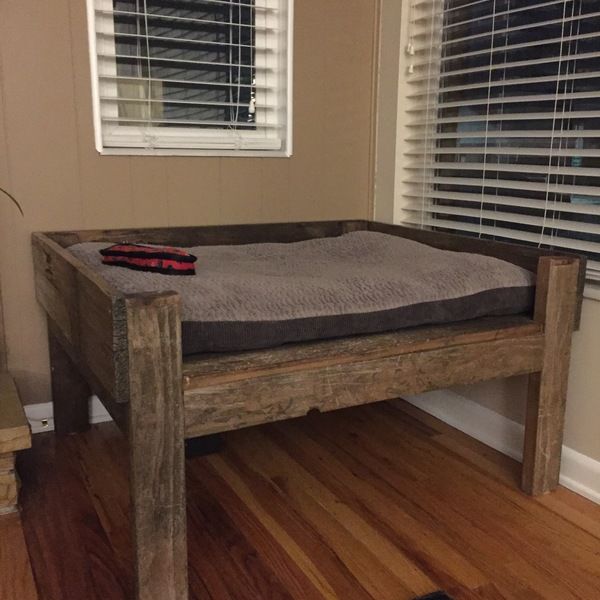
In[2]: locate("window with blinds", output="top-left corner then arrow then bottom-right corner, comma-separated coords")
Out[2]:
87,0 -> 292,155
401,0 -> 600,281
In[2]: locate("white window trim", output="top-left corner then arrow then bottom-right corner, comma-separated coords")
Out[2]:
85,0 -> 294,157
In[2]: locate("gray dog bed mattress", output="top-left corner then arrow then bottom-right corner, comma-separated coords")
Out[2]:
69,231 -> 535,354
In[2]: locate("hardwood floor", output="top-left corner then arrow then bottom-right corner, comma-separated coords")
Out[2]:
5,399 -> 600,599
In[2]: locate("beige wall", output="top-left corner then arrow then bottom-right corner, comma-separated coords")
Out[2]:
0,0 -> 380,406
378,0 -> 600,463
456,298 -> 600,461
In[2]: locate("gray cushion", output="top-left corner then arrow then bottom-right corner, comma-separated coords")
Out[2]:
68,231 -> 535,354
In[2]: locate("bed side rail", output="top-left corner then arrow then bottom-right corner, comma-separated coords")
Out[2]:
32,232 -> 131,406
43,220 -> 370,248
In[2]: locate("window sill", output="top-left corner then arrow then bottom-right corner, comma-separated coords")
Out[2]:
98,148 -> 293,158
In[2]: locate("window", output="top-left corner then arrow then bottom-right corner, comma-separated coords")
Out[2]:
87,0 -> 293,155
399,0 -> 600,281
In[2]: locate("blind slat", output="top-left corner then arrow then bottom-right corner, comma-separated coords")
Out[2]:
404,146 -> 600,158
405,162 -> 600,179
411,31 -> 600,67
408,70 -> 600,98
97,8 -> 272,30
412,0 -> 565,27
101,116 -> 281,129
401,215 -> 600,256
406,130 -> 600,141
100,96 -> 277,110
98,53 -> 267,71
406,90 -> 600,111
98,74 -> 272,90
402,190 -> 600,216
404,176 -> 600,197
403,203 -> 600,236
411,49 -> 600,81
413,11 -> 600,45
407,110 -> 600,126
97,31 -> 269,51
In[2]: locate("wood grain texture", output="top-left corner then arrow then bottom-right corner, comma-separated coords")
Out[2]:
45,220 -> 369,248
182,316 -> 541,389
17,400 -> 600,600
126,292 -> 188,600
48,328 -> 91,435
32,233 -> 130,403
0,514 -> 38,599
46,318 -> 129,433
184,334 -> 544,438
0,452 -> 18,514
522,257 -> 581,495
0,372 -> 31,453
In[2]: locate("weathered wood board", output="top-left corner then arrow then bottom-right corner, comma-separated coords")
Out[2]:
184,333 -> 545,438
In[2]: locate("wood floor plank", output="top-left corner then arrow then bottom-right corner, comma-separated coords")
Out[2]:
297,406 -> 599,600
221,430 -> 433,599
369,406 -> 600,595
267,419 -> 489,592
0,513 -> 38,600
13,399 -> 600,600
210,451 -> 374,600
19,434 -> 131,600
187,458 -> 330,600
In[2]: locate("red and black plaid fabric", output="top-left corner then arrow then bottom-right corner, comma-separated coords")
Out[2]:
100,244 -> 197,276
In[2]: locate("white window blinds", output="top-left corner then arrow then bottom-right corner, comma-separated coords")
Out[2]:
401,0 -> 600,281
87,0 -> 292,155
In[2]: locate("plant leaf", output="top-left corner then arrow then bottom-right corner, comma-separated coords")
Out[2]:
0,187 -> 24,216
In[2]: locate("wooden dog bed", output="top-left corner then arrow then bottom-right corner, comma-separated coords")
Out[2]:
32,220 -> 585,600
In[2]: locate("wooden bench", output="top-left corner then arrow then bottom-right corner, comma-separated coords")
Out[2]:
0,373 -> 31,514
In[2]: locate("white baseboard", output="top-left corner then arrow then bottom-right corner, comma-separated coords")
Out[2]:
402,390 -> 600,505
25,390 -> 600,505
25,395 -> 111,434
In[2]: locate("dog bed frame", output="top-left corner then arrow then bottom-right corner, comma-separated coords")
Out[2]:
32,220 -> 585,600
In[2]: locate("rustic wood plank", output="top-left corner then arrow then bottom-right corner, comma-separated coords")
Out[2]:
522,257 -> 581,496
184,334 -> 545,438
46,318 -> 128,433
0,452 -> 17,514
48,328 -> 91,435
0,514 -> 38,600
32,233 -> 130,403
183,316 -> 541,390
126,292 -> 188,600
46,220 -> 369,248
0,373 -> 31,454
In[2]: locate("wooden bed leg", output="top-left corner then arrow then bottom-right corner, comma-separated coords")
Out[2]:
126,293 -> 188,600
48,327 -> 90,435
521,257 -> 580,496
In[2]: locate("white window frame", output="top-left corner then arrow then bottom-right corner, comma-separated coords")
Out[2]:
86,0 -> 294,157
